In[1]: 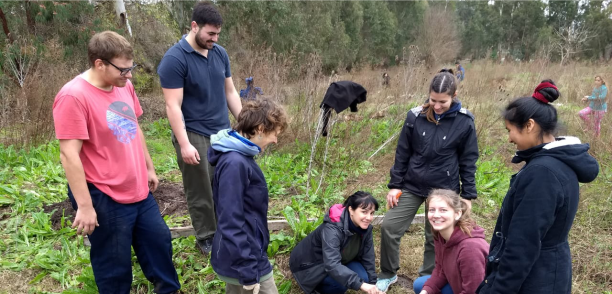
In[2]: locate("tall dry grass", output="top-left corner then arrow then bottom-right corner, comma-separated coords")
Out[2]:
0,37 -> 81,147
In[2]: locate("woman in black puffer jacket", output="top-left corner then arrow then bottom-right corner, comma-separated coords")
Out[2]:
376,69 -> 480,292
290,191 -> 384,294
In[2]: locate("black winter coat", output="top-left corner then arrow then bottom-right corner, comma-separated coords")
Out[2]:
477,137 -> 599,294
289,205 -> 377,293
388,104 -> 479,199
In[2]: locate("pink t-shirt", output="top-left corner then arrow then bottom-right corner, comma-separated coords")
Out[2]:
53,76 -> 148,204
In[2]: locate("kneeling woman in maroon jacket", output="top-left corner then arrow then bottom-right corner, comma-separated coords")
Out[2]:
413,189 -> 489,294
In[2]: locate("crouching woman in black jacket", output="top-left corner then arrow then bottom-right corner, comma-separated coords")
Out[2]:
290,192 -> 384,294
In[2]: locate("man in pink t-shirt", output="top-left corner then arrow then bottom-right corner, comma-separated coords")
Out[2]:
52,31 -> 179,294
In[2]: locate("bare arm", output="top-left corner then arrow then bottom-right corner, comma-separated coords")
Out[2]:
137,124 -> 158,192
225,77 -> 242,119
163,87 -> 200,165
59,139 -> 98,235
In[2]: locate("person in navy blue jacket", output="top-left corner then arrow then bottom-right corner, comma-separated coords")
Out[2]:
207,99 -> 288,294
477,80 -> 599,294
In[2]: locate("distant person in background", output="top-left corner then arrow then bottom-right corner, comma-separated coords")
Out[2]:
208,99 -> 287,294
382,73 -> 390,87
413,189 -> 488,294
240,76 -> 264,100
579,75 -> 607,137
477,80 -> 599,294
290,191 -> 383,294
53,31 -> 180,294
455,62 -> 465,82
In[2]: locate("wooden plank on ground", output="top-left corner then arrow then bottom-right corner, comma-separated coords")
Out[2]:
84,214 -> 425,246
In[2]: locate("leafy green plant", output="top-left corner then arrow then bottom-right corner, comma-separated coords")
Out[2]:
278,280 -> 292,294
267,232 -> 293,257
282,200 -> 323,247
474,155 -> 513,210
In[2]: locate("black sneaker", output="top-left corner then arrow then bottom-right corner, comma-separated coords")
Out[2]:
197,237 -> 213,255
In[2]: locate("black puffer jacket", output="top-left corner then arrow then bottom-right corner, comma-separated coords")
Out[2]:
388,103 -> 479,199
289,205 -> 377,293
477,137 -> 599,294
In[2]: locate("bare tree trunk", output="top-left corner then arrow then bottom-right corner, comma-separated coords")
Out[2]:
115,0 -> 132,36
25,0 -> 35,34
0,7 -> 13,44
115,0 -> 126,24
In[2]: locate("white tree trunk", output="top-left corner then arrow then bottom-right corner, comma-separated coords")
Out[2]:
115,0 -> 132,37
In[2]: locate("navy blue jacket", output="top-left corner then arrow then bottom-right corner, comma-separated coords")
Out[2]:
477,137 -> 599,294
389,103 -> 479,199
208,147 -> 271,285
157,39 -> 232,137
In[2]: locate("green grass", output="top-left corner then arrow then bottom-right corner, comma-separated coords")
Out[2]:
1,100 -> 611,293
0,116 -> 383,293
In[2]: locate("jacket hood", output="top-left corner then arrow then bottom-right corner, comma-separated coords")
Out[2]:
444,224 -> 486,248
210,129 -> 260,158
513,136 -> 599,183
327,204 -> 345,223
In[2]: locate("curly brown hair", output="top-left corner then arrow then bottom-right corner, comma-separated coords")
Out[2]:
426,189 -> 475,239
233,99 -> 288,139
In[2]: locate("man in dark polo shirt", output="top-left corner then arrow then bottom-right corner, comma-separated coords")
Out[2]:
157,1 -> 242,255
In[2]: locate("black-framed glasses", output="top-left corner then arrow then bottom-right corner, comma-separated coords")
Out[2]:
103,59 -> 137,76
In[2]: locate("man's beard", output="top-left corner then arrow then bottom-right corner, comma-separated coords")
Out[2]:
195,34 -> 214,50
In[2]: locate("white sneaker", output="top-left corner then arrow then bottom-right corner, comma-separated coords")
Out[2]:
376,275 -> 398,292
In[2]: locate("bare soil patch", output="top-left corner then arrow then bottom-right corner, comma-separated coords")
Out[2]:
43,181 -> 188,230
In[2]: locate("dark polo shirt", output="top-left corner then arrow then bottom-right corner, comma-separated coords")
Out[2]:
158,37 -> 231,137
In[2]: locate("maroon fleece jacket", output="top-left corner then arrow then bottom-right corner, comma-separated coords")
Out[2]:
422,225 -> 489,294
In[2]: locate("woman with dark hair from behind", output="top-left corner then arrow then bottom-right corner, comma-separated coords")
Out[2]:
377,69 -> 479,292
290,191 -> 384,294
208,99 -> 288,294
477,80 -> 599,294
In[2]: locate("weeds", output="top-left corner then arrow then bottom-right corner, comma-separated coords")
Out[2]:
1,60 -> 612,293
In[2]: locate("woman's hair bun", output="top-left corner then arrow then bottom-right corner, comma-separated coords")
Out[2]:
536,79 -> 560,103
439,68 -> 455,75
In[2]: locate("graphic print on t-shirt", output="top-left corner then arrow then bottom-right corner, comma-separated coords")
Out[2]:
106,101 -> 137,144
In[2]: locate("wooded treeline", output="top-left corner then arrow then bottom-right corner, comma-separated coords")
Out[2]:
1,1 -> 612,145
215,0 -> 612,69
0,1 -> 611,82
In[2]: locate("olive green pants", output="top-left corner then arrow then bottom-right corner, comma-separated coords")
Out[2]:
379,191 -> 434,279
172,131 -> 216,241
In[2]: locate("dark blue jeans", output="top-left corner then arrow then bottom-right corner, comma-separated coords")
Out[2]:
315,261 -> 369,294
68,184 -> 180,294
413,275 -> 454,294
